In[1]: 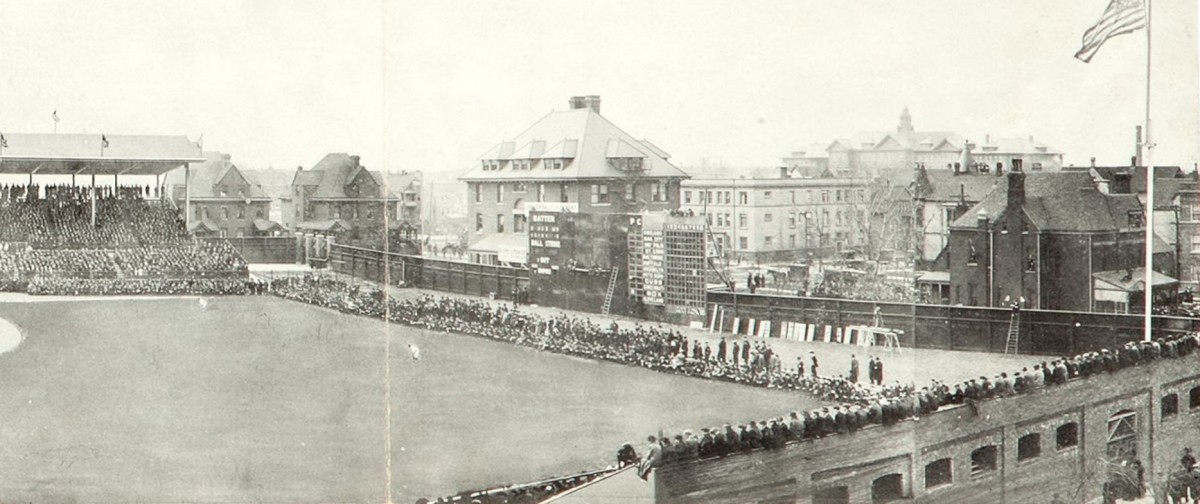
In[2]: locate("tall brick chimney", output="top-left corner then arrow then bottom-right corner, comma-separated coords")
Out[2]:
1007,159 -> 1026,212
569,96 -> 587,110
1111,171 -> 1132,194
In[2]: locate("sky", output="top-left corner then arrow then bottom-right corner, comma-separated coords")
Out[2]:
0,0 -> 1196,176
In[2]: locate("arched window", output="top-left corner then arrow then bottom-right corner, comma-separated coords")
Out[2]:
1163,393 -> 1180,419
871,473 -> 907,503
925,458 -> 952,489
1018,433 -> 1041,461
1057,423 -> 1079,449
970,445 -> 998,476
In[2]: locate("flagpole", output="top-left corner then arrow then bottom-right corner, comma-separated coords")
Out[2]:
1142,0 -> 1154,342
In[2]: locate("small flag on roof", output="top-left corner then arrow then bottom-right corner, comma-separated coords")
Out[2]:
51,110 -> 59,122
101,134 -> 109,148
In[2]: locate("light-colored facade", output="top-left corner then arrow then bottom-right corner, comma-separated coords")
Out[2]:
789,108 -> 1064,177
679,172 -> 868,261
459,96 -> 689,262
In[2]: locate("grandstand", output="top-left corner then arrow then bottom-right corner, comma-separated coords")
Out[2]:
0,133 -> 249,293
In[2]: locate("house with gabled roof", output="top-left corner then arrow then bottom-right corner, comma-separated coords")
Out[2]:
281,153 -> 401,237
167,151 -> 278,237
459,95 -> 689,264
947,162 -> 1176,313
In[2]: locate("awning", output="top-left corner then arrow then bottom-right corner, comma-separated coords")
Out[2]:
295,219 -> 352,232
469,233 -> 529,264
916,271 -> 951,284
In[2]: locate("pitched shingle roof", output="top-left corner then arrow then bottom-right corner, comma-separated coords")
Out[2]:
168,151 -> 271,200
460,107 -> 688,181
950,171 -> 1144,232
915,168 -> 1005,203
291,153 -> 399,200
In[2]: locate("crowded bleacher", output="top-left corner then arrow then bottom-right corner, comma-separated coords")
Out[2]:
0,183 -> 248,294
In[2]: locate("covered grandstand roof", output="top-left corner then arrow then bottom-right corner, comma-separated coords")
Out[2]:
0,133 -> 203,175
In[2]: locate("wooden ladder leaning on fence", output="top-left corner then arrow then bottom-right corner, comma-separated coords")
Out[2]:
1004,303 -> 1021,355
601,266 -> 620,315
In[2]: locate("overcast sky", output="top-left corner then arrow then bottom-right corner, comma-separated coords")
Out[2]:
0,0 -> 1196,174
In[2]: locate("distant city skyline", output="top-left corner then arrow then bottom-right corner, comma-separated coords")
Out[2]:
0,0 -> 1195,175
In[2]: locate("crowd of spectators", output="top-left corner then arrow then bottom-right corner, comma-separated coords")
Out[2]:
417,469 -> 614,504
0,185 -> 248,291
268,276 -> 908,405
640,332 -> 1200,473
0,184 -> 186,249
26,277 -> 257,296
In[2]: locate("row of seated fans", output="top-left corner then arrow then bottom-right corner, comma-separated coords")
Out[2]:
0,196 -> 188,249
0,196 -> 246,280
0,241 -> 248,279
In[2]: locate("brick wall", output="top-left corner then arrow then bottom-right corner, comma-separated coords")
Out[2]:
655,354 -> 1200,503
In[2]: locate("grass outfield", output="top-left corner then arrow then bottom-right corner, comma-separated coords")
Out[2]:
0,296 -> 823,503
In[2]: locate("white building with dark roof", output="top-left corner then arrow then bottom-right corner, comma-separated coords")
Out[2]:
790,108 -> 1064,177
460,95 -> 690,260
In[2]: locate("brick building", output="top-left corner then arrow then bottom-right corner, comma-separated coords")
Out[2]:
679,172 -> 869,262
281,153 -> 401,238
947,165 -> 1175,312
460,96 -> 689,263
168,151 -> 278,237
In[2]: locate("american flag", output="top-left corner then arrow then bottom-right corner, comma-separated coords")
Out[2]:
1075,0 -> 1146,63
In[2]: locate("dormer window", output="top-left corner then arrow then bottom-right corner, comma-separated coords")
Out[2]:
544,159 -> 564,170
1128,211 -> 1144,228
511,159 -> 531,171
482,160 -> 503,171
610,158 -> 644,172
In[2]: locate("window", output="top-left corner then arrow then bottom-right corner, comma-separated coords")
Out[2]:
497,184 -> 504,203
256,209 -> 263,219
822,210 -> 830,227
789,234 -> 796,247
765,236 -> 774,246
764,213 -> 773,223
222,207 -> 229,219
590,184 -> 610,204
790,190 -> 796,204
739,192 -> 748,205
475,213 -> 483,232
739,237 -> 748,250
475,184 -> 482,203
652,182 -> 666,202
1107,410 -> 1138,462
716,214 -> 726,226
1128,210 -> 1143,228
764,191 -> 772,199
496,214 -> 505,233
514,214 -> 526,233
1191,386 -> 1200,409
925,458 -> 952,489
822,190 -> 830,203
836,189 -> 843,202
723,191 -> 731,204
1017,433 -> 1041,461
513,182 -> 528,193
706,191 -> 713,204
789,212 -> 797,228
237,207 -> 245,219
1056,422 -> 1078,449
684,191 -> 692,204
560,183 -> 570,202
1163,393 -> 1179,418
544,159 -> 564,170
625,183 -> 636,202
871,473 -> 906,502
1191,236 -> 1200,254
970,445 -> 998,476
738,213 -> 748,228
537,184 -> 546,202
